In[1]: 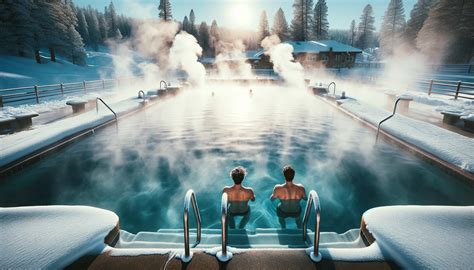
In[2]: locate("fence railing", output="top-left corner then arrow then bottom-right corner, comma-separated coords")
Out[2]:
0,78 -> 122,107
354,63 -> 474,74
415,79 -> 474,100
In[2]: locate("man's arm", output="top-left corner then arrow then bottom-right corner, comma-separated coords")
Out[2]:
270,186 -> 278,201
249,189 -> 256,201
301,187 -> 308,200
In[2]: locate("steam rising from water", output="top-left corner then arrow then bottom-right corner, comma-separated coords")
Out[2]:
168,32 -> 206,87
261,35 -> 304,88
214,40 -> 252,78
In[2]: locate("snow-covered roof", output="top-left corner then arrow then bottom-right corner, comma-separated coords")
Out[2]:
287,40 -> 363,54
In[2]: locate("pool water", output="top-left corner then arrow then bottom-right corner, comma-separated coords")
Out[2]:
1,85 -> 473,233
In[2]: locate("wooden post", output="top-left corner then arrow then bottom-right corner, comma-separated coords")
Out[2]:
428,80 -> 433,96
60,83 -> 64,96
469,65 -> 472,74
83,80 -> 87,93
0,96 -> 3,107
454,81 -> 461,100
34,85 -> 39,104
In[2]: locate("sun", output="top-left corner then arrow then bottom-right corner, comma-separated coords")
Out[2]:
227,2 -> 255,30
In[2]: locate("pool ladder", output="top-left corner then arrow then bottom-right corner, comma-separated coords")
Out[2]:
182,190 -> 202,263
302,190 -> 322,262
376,97 -> 413,143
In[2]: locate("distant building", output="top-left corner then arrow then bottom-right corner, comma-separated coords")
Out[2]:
199,40 -> 363,70
252,40 -> 363,69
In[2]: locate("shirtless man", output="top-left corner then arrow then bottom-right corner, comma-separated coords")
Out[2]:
270,165 -> 307,228
223,166 -> 255,229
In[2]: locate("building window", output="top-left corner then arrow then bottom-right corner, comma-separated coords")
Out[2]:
335,55 -> 343,62
321,55 -> 329,62
346,56 -> 354,62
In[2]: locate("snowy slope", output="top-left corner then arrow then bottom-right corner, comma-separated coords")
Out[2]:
0,205 -> 118,269
363,206 -> 474,269
0,49 -> 115,89
339,99 -> 474,173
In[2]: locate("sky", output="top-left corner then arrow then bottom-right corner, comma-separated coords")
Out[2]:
74,0 -> 418,31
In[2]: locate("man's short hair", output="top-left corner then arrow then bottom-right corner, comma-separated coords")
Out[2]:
283,165 -> 295,181
230,166 -> 247,185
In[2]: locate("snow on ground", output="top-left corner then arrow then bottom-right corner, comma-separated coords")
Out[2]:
339,99 -> 474,173
363,206 -> 474,269
0,96 -> 143,167
0,205 -> 118,269
399,91 -> 474,113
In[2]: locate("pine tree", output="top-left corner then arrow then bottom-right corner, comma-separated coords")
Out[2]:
98,13 -> 108,43
380,0 -> 406,55
158,0 -> 172,21
210,20 -> 219,56
38,0 -> 69,62
66,25 -> 86,65
198,22 -> 210,56
313,0 -> 329,40
107,2 -> 118,39
404,0 -> 434,47
85,8 -> 101,50
417,0 -> 474,63
182,16 -> 189,32
189,9 -> 197,37
355,4 -> 375,49
76,9 -> 90,45
258,11 -> 270,43
272,8 -> 290,41
349,20 -> 356,46
291,0 -> 314,41
0,1 -> 36,58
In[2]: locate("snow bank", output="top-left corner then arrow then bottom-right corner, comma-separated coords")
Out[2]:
363,206 -> 474,269
0,205 -> 118,269
0,97 -> 143,167
339,99 -> 474,173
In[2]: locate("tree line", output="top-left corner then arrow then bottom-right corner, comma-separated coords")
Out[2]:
0,1 -> 133,66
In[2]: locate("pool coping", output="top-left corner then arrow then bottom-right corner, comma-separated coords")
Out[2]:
0,95 -> 169,178
315,95 -> 474,184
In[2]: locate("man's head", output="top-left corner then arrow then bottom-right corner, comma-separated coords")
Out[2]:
230,166 -> 247,185
283,165 -> 295,182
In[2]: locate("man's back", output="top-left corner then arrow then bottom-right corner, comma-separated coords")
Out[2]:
272,183 -> 306,201
223,185 -> 255,202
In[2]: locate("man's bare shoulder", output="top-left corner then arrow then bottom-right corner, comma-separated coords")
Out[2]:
223,186 -> 233,192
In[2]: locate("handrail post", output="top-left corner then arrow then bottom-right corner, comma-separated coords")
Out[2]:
376,97 -> 413,143
160,80 -> 168,90
34,85 -> 39,104
455,81 -> 461,100
182,189 -> 202,263
96,97 -> 118,123
217,193 -> 232,262
302,190 -> 322,263
428,80 -> 433,96
83,80 -> 87,94
60,83 -> 64,96
328,82 -> 336,95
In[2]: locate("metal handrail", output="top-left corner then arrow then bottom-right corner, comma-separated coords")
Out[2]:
96,97 -> 117,122
217,192 -> 232,262
138,90 -> 146,99
182,189 -> 202,263
160,80 -> 168,90
376,97 -> 413,142
328,82 -> 336,95
302,190 -> 321,262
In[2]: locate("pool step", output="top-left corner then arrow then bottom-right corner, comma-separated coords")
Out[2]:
116,228 -> 362,249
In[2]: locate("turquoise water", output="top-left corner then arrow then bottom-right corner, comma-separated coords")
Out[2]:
1,85 -> 473,233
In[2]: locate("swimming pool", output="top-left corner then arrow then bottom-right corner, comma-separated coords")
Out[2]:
1,85 -> 473,233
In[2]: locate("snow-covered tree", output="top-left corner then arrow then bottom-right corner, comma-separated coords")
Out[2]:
198,22 -> 210,56
76,9 -> 90,45
210,20 -> 219,55
349,19 -> 356,46
66,25 -> 86,65
188,9 -> 198,37
417,0 -> 474,63
291,0 -> 314,41
37,0 -> 69,62
85,8 -> 101,50
272,8 -> 289,41
158,0 -> 172,21
98,13 -> 108,42
258,11 -> 270,43
313,0 -> 329,40
380,0 -> 406,55
0,1 -> 36,58
356,4 -> 375,49
182,16 -> 189,32
106,2 -> 119,39
404,0 -> 434,47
